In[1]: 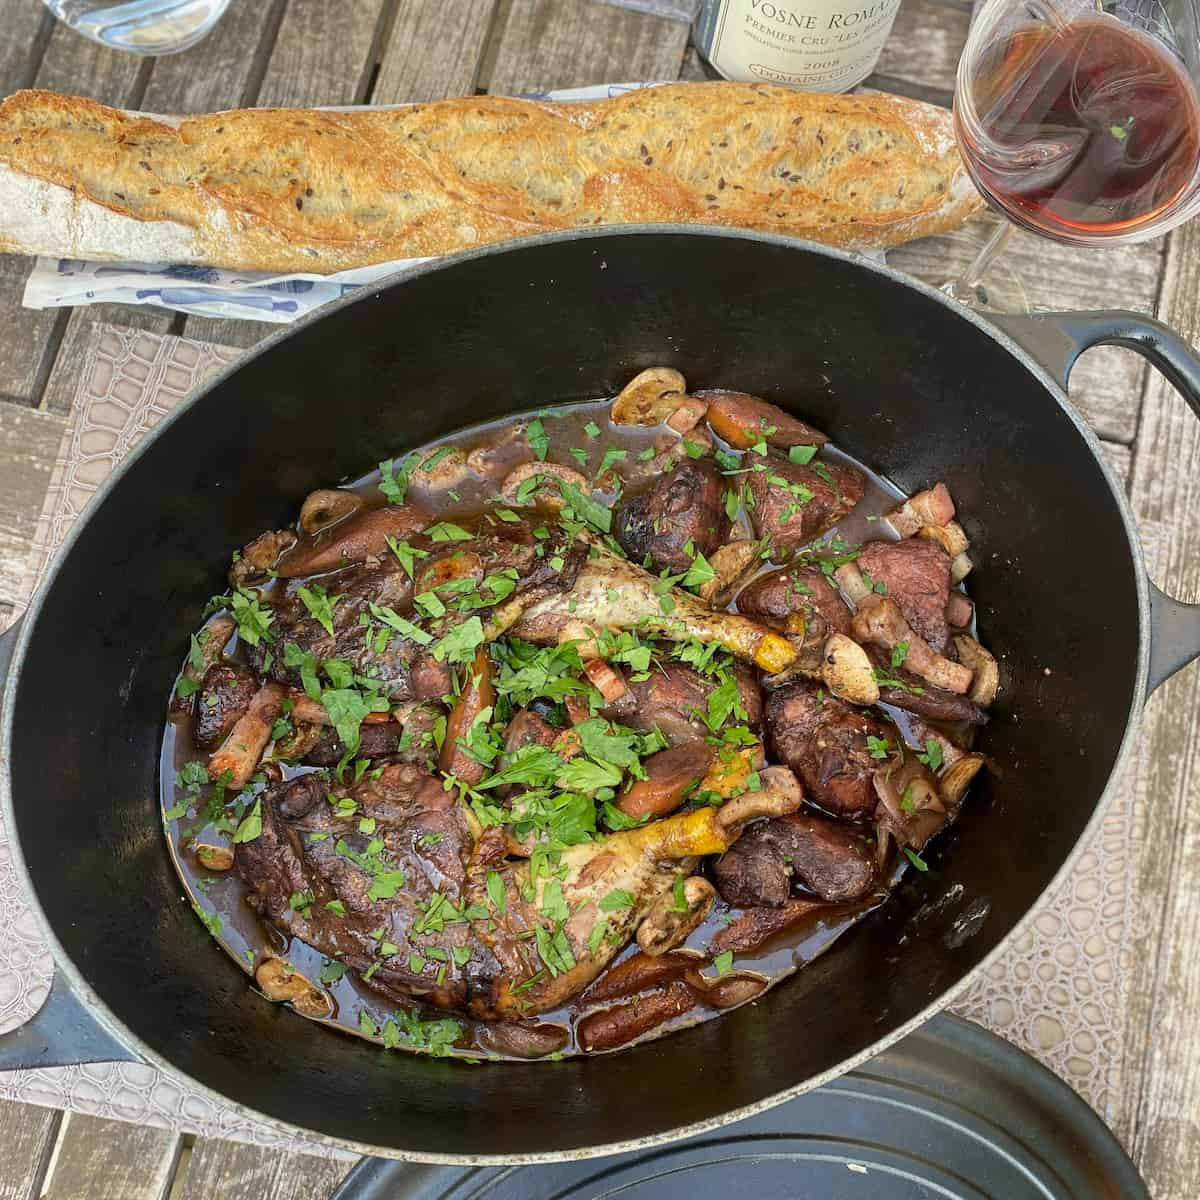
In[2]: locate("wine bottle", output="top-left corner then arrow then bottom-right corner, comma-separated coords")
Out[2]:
692,0 -> 903,92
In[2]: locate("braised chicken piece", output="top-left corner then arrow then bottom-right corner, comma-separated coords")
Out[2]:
194,662 -> 259,750
166,372 -> 997,1060
856,538 -> 953,653
713,811 -> 877,906
745,453 -> 865,556
600,660 -> 762,745
614,460 -> 730,574
236,762 -> 802,1019
765,680 -> 894,819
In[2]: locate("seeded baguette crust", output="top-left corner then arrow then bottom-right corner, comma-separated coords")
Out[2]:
0,84 -> 983,273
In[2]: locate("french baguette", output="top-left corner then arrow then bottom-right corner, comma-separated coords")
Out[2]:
0,83 -> 982,273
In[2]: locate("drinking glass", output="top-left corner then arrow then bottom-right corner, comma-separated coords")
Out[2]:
943,0 -> 1200,309
41,0 -> 232,55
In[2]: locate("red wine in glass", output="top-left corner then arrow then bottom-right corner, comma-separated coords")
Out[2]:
957,14 -> 1200,240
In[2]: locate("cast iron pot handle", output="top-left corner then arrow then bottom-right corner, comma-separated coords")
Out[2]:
993,310 -> 1200,694
0,619 -> 139,1068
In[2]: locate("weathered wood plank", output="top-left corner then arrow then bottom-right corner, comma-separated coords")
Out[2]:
39,0 -> 286,414
484,0 -> 691,95
0,1101 -> 60,1200
868,0 -> 970,103
1100,439 -> 1132,489
1113,218 -> 1200,1199
258,0 -> 390,108
373,0 -> 501,103
0,4 -> 54,95
43,1113 -> 180,1200
0,404 -> 66,610
181,0 -> 391,352
0,21 -> 149,409
889,214 -> 1164,443
173,1138 -> 352,1200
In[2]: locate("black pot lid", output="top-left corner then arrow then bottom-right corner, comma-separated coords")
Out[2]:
331,1014 -> 1146,1200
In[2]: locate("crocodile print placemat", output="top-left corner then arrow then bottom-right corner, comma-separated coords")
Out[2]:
2,322 -> 1140,1153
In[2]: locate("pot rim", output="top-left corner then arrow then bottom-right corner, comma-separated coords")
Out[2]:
0,224 -> 1152,1163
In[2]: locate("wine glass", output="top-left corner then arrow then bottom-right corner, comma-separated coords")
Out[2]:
943,0 -> 1200,309
41,0 -> 232,55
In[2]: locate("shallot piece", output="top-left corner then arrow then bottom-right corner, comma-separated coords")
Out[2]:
884,482 -> 956,537
851,597 -> 973,694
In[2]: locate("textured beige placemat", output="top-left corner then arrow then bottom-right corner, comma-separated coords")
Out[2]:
1,322 -> 1139,1151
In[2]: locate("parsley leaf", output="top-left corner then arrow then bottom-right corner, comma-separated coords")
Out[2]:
527,419 -> 549,461
682,548 -> 716,590
917,738 -> 944,772
891,640 -> 909,668
712,951 -> 733,976
232,797 -> 262,844
866,735 -> 891,760
298,583 -> 340,637
558,481 -> 612,533
487,870 -> 507,914
228,588 -> 274,647
378,457 -> 412,505
599,888 -> 635,912
432,616 -> 485,664
904,847 -> 929,872
788,444 -> 818,465
368,601 -> 432,646
426,521 -> 473,543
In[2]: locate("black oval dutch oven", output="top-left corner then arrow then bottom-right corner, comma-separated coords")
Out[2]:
1,229 -> 1198,1163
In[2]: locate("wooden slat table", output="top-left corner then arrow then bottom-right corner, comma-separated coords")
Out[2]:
0,1 -> 1196,1196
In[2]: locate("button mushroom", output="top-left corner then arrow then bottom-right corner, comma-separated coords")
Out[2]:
254,959 -> 333,1019
916,520 -> 973,583
298,488 -> 363,536
953,634 -> 999,707
577,981 -> 697,1052
475,1021 -> 570,1059
500,462 -> 591,511
698,538 -> 763,608
194,843 -> 234,871
636,876 -> 717,956
939,752 -> 987,807
208,682 -> 287,787
683,967 -> 769,1009
820,633 -> 880,705
851,597 -> 973,695
610,367 -> 689,426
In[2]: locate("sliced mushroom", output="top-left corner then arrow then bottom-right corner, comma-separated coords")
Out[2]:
683,968 -> 769,1009
255,959 -> 333,1018
953,634 -> 999,706
851,598 -> 973,695
171,615 -> 236,713
500,462 -> 591,511
409,446 -> 473,491
619,742 -> 716,819
611,367 -> 688,426
637,876 -> 716,957
820,633 -> 880,705
917,519 -> 969,558
229,529 -> 298,589
884,483 -> 956,537
945,591 -> 974,628
577,981 -> 697,1052
711,897 -> 830,955
299,488 -> 363,536
940,752 -> 987,807
698,539 -> 763,608
950,552 -> 973,584
272,721 -> 323,760
194,843 -> 234,871
475,1021 -> 569,1059
873,758 -> 946,860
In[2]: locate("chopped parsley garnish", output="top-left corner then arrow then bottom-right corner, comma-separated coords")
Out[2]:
298,583 -> 340,637
558,480 -> 612,533
866,735 -> 891,760
527,419 -> 550,461
671,875 -> 688,912
487,870 -> 507,913
232,797 -> 262,844
320,959 -> 346,984
904,847 -> 929,872
891,640 -> 909,668
712,951 -> 733,976
599,888 -> 635,912
227,587 -> 274,647
432,616 -> 485,664
584,421 -> 602,439
788,444 -> 818,465
368,601 -> 432,646
385,535 -> 428,577
917,739 -> 944,772
426,521 -> 473,543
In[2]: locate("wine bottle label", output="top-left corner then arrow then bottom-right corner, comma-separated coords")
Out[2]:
693,0 -> 902,93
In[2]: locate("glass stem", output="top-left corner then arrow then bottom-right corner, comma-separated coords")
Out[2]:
944,222 -> 1015,306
